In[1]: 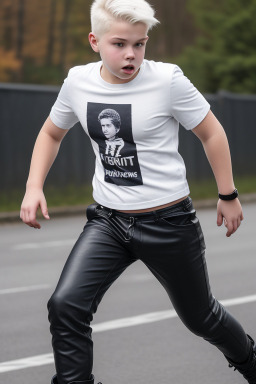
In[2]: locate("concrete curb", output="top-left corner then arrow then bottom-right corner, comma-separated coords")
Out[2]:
1,193 -> 256,224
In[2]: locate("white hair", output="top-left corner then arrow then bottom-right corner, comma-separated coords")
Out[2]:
91,0 -> 159,37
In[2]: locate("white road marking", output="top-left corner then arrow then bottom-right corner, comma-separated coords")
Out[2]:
1,292 -> 256,373
123,274 -> 153,282
0,276 -> 152,296
93,309 -> 177,332
221,294 -> 256,307
0,354 -> 54,373
12,239 -> 76,250
0,285 -> 51,295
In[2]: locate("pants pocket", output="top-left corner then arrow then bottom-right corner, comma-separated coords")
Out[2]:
160,212 -> 196,228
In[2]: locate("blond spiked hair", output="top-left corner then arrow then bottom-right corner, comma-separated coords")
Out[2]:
91,0 -> 159,37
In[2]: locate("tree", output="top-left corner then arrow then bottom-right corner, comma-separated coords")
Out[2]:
16,0 -> 25,60
147,0 -> 197,59
0,48 -> 21,82
46,0 -> 57,66
59,0 -> 72,72
176,0 -> 256,93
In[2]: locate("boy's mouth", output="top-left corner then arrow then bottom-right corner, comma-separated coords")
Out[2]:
122,65 -> 135,74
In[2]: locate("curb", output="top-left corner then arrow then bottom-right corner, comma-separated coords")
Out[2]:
0,205 -> 88,224
1,193 -> 256,224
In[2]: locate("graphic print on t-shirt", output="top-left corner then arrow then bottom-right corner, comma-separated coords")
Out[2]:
87,102 -> 143,186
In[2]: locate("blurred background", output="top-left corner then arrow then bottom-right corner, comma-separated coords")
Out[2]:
0,0 -> 256,212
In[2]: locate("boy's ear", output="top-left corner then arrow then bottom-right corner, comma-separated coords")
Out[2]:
89,32 -> 100,53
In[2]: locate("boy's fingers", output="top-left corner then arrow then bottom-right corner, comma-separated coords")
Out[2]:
224,218 -> 231,237
21,207 -> 40,228
40,199 -> 50,220
217,212 -> 223,226
28,209 -> 41,229
25,210 -> 32,225
232,220 -> 238,233
226,219 -> 239,237
22,210 -> 31,226
41,205 -> 50,220
226,225 -> 233,237
42,209 -> 50,220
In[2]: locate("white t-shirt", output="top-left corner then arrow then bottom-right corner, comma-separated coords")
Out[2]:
50,60 -> 210,210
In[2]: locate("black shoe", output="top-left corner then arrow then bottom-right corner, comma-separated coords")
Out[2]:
51,374 -> 97,384
227,335 -> 256,383
51,375 -> 57,384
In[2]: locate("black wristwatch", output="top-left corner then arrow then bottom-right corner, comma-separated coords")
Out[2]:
218,188 -> 239,201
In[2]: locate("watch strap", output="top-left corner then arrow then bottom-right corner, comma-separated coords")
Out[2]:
218,188 -> 238,201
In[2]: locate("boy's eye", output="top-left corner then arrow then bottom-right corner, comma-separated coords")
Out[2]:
114,43 -> 124,47
136,43 -> 144,47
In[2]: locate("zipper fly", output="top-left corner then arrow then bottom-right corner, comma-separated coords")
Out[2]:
125,217 -> 135,241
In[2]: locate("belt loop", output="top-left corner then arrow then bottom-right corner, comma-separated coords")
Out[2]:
106,206 -> 113,218
183,196 -> 192,212
182,197 -> 190,210
182,198 -> 188,207
182,199 -> 187,212
153,210 -> 159,222
99,205 -> 113,218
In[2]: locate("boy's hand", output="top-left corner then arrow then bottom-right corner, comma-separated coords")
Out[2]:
20,188 -> 50,229
217,198 -> 243,237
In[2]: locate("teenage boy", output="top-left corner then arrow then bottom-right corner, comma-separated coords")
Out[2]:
20,0 -> 256,383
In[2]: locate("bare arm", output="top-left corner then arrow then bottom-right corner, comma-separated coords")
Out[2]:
20,116 -> 69,228
192,110 -> 243,237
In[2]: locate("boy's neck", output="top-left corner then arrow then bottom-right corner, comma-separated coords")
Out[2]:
100,65 -> 141,84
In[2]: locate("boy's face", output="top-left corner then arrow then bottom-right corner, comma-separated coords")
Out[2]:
89,20 -> 149,84
100,118 -> 119,140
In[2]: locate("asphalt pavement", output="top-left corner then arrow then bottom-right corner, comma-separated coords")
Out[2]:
0,203 -> 256,384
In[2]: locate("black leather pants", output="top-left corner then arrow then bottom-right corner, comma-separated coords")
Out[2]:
48,197 -> 251,384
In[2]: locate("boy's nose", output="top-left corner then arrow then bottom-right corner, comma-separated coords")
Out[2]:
125,48 -> 135,60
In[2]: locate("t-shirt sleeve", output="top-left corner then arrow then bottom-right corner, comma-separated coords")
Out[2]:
169,65 -> 210,130
50,71 -> 79,130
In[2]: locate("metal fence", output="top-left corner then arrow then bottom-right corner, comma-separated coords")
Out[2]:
1,83 -> 255,190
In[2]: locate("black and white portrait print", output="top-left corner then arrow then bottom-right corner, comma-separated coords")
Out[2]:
99,109 -> 125,157
87,102 -> 143,186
